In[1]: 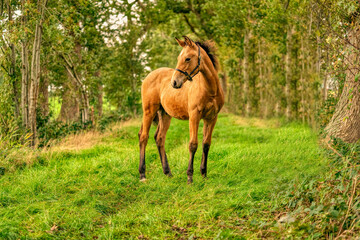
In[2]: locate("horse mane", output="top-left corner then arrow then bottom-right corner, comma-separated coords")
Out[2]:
195,40 -> 219,71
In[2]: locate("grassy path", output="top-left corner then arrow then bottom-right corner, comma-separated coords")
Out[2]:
0,114 -> 327,239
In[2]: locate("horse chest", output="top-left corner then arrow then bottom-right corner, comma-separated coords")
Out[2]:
160,90 -> 189,120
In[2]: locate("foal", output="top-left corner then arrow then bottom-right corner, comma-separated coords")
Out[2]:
138,36 -> 224,183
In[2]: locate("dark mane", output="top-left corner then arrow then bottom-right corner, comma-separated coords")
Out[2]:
195,40 -> 219,71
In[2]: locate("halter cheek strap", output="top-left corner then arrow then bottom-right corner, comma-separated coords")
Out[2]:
175,44 -> 201,82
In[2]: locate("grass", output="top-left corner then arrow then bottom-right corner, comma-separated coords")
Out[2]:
0,114 -> 327,239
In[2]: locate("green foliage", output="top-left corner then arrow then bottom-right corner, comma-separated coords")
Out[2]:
317,92 -> 338,129
272,138 -> 360,238
36,118 -> 93,148
35,107 -> 131,147
0,113 -> 35,174
97,111 -> 131,132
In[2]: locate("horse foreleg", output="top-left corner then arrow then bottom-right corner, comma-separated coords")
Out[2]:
155,112 -> 172,177
187,113 -> 200,183
200,116 -> 217,178
139,108 -> 157,181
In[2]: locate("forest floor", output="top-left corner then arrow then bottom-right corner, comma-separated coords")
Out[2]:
0,114 -> 328,239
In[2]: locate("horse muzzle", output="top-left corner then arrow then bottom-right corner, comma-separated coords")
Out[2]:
171,78 -> 183,89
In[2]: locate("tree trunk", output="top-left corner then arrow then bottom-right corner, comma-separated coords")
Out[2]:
28,0 -> 47,146
60,53 -> 90,123
97,83 -> 103,117
325,25 -> 360,143
7,0 -> 20,118
237,58 -> 243,111
38,73 -> 49,116
218,58 -> 227,99
323,49 -> 329,101
21,41 -> 29,127
285,25 -> 293,120
58,82 -> 80,122
220,72 -> 227,101
243,27 -> 251,117
20,0 -> 29,127
299,36 -> 306,123
258,39 -> 266,118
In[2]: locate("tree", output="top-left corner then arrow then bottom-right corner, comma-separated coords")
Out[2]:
28,0 -> 48,146
325,23 -> 360,143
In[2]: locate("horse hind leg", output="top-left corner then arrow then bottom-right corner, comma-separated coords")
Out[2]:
154,110 -> 172,177
200,117 -> 217,178
139,105 -> 159,181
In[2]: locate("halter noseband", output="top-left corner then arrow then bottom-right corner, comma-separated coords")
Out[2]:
175,44 -> 201,82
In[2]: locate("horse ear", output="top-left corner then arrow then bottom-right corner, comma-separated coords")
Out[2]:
175,37 -> 186,47
183,35 -> 194,48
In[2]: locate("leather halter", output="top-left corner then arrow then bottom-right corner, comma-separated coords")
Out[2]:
175,44 -> 201,81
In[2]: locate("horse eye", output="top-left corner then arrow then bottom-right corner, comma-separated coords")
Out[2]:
185,58 -> 191,62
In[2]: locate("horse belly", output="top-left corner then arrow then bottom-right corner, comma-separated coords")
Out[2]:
160,88 -> 189,120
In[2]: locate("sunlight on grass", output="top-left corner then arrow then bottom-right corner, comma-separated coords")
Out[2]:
0,114 -> 327,238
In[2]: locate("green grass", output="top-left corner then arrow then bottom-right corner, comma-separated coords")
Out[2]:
0,114 -> 327,239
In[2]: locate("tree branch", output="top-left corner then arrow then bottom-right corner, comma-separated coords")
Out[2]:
183,14 -> 201,39
1,64 -> 8,73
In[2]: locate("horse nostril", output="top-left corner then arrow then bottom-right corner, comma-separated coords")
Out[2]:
173,81 -> 177,88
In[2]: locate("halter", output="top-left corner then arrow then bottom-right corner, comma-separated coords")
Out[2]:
175,44 -> 201,81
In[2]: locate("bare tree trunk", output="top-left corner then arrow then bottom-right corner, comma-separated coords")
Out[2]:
21,42 -> 29,127
60,54 -> 90,122
218,58 -> 227,99
299,36 -> 306,123
58,81 -> 80,122
97,83 -> 103,117
323,49 -> 329,101
38,72 -> 49,116
285,26 -> 293,120
20,0 -> 29,127
220,72 -> 227,101
7,0 -> 20,118
237,58 -> 243,111
28,0 -> 47,146
325,25 -> 360,143
243,27 -> 251,117
258,38 -> 266,118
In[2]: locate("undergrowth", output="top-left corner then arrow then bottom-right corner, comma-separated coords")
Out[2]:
265,138 -> 360,238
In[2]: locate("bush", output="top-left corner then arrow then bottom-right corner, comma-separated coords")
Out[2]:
36,108 -> 131,147
273,138 -> 360,238
97,110 -> 131,132
317,91 -> 338,130
0,115 -> 36,174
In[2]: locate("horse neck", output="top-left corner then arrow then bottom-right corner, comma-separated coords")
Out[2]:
200,52 -> 220,96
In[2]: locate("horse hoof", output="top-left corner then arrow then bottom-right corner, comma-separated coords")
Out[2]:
166,172 -> 173,178
187,177 -> 193,184
140,178 -> 147,182
140,174 -> 146,182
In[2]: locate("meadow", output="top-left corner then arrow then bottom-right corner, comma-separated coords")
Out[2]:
0,114 -> 327,239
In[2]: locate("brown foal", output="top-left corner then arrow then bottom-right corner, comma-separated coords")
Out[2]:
138,36 -> 224,183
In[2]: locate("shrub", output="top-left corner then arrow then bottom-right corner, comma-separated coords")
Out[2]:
273,138 -> 360,238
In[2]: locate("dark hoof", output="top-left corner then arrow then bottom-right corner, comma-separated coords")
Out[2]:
200,168 -> 207,178
166,172 -> 173,178
201,174 -> 207,179
187,176 -> 193,184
